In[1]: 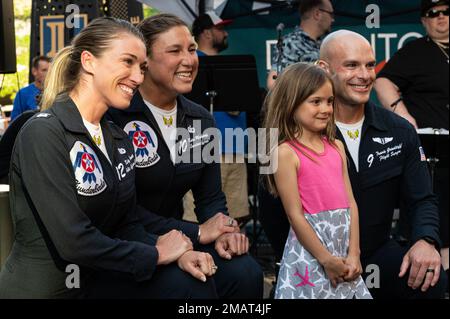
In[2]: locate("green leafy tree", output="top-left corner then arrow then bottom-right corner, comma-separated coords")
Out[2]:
0,0 -> 31,105
143,5 -> 160,18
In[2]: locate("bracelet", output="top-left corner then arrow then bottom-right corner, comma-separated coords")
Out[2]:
390,97 -> 403,112
197,227 -> 201,243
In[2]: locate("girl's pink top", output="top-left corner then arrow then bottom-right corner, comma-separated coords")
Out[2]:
286,139 -> 349,214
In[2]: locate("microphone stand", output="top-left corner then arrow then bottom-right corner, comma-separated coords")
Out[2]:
275,23 -> 284,79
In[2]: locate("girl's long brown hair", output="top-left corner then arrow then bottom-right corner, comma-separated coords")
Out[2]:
262,62 -> 337,196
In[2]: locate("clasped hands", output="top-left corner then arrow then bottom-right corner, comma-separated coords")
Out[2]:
155,213 -> 248,281
322,254 -> 363,288
198,212 -> 249,260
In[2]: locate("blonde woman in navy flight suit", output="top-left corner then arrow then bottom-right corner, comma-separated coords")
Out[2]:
0,17 -> 235,299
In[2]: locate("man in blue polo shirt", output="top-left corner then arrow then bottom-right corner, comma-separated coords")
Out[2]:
11,56 -> 50,121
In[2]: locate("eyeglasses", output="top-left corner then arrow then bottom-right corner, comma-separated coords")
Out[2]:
425,8 -> 449,18
319,8 -> 335,18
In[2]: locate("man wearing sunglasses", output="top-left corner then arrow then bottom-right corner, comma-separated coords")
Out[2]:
375,0 -> 448,129
374,0 -> 449,292
267,0 -> 334,89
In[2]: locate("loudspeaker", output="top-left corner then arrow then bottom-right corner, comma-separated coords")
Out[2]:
0,0 -> 16,74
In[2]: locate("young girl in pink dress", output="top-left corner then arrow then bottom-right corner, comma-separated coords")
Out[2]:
264,63 -> 371,299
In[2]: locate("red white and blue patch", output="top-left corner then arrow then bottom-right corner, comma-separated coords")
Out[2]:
419,146 -> 427,162
70,141 -> 107,196
123,121 -> 160,168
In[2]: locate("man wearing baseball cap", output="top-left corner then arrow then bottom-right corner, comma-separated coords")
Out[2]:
375,0 -> 449,289
192,11 -> 232,55
375,0 -> 448,129
421,0 -> 450,16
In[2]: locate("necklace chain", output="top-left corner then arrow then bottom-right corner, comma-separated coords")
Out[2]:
433,40 -> 449,64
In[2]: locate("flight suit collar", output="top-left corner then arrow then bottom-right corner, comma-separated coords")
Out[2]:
126,91 -> 205,134
51,96 -> 123,139
362,101 -> 389,134
335,102 -> 390,177
126,91 -> 206,120
335,102 -> 388,143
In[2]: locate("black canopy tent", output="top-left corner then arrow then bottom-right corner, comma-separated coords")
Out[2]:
140,0 -> 425,27
29,0 -> 428,87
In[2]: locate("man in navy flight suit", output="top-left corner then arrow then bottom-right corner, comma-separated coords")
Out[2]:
260,30 -> 447,299
318,30 -> 447,299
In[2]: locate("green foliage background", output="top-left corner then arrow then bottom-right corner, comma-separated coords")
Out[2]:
0,1 -> 159,105
0,0 -> 31,104
143,4 -> 160,18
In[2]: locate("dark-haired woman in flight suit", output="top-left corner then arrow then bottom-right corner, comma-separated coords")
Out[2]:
108,14 -> 264,299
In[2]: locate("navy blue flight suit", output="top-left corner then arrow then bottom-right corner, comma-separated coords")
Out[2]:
108,92 -> 263,299
0,97 -> 216,299
342,103 -> 447,299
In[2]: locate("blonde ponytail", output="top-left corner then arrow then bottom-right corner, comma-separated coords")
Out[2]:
40,46 -> 74,110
